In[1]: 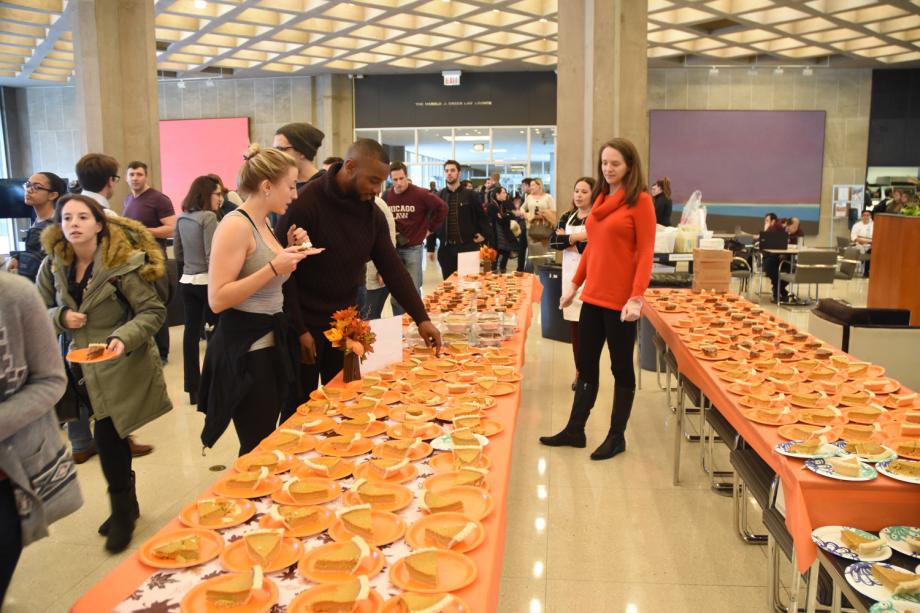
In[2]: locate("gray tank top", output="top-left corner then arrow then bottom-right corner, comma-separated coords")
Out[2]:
228,209 -> 288,315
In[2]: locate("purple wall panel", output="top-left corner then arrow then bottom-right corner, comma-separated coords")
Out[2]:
649,110 -> 825,204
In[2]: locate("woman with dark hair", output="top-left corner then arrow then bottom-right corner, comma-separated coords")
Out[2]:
175,176 -> 222,404
540,138 -> 655,461
207,173 -> 242,220
651,176 -> 673,226
486,186 -> 516,273
36,194 -> 172,553
550,176 -> 596,388
7,172 -> 67,282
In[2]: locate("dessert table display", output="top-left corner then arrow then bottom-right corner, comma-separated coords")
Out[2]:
643,288 -> 920,609
71,273 -> 542,613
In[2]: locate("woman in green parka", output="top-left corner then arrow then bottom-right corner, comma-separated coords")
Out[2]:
36,194 -> 172,553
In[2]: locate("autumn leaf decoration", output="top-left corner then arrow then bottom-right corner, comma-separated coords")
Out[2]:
324,306 -> 376,362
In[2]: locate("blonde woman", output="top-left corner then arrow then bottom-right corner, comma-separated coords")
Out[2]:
198,144 -> 322,455
521,178 -> 557,262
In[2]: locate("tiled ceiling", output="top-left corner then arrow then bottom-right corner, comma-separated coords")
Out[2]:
1,0 -> 919,86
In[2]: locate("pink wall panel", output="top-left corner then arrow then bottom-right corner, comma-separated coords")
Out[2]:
158,117 -> 250,213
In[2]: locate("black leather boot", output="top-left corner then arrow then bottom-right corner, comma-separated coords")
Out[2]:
591,387 -> 635,460
99,471 -> 138,536
105,488 -> 137,553
539,379 -> 599,448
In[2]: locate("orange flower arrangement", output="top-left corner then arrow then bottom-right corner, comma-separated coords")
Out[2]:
324,306 -> 376,361
479,245 -> 498,262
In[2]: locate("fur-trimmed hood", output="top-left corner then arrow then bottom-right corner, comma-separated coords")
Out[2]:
40,215 -> 165,282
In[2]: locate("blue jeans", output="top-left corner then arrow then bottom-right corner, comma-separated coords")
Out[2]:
67,403 -> 94,453
391,244 -> 424,316
365,288 -> 390,320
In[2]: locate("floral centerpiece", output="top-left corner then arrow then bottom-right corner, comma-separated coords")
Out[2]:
479,245 -> 497,272
324,306 -> 376,382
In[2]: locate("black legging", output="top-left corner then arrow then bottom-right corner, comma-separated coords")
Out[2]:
576,302 -> 637,389
180,283 -> 217,397
570,321 -> 579,365
0,479 -> 22,606
94,417 -> 132,493
516,224 -> 528,272
235,347 -> 284,455
280,325 -> 343,423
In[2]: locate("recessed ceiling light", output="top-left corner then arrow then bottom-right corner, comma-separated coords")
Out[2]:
539,18 -> 548,23
194,0 -> 206,8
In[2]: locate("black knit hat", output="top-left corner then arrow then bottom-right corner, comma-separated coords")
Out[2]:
275,122 -> 325,161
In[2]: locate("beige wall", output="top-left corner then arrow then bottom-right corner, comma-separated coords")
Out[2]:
648,67 -> 872,245
17,74 -> 354,186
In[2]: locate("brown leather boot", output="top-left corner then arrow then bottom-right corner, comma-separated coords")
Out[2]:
72,446 -> 98,464
127,436 -> 153,458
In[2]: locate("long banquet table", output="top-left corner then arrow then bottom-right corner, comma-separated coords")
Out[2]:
643,289 -> 920,573
71,274 -> 543,612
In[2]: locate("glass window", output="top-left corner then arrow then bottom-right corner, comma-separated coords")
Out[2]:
379,128 -> 416,164
452,127 -> 490,165
530,126 -> 556,196
417,128 -> 452,165
355,128 -> 379,143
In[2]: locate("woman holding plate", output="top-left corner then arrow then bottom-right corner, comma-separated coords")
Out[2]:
36,194 -> 171,553
540,138 -> 655,460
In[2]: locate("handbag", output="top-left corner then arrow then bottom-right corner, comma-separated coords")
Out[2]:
527,216 -> 554,242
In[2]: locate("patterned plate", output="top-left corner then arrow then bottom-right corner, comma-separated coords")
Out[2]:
845,562 -> 920,606
811,526 -> 892,562
805,458 -> 878,482
880,526 -> 920,560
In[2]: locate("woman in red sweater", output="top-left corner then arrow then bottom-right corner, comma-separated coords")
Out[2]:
540,138 -> 656,460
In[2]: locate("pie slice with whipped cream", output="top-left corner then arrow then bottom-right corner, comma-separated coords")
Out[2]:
393,593 -> 456,613
425,520 -> 477,549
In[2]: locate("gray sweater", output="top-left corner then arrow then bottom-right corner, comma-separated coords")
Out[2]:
174,210 -> 218,277
0,272 -> 80,545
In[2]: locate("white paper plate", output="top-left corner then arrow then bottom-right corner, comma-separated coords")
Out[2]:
870,600 -> 920,613
430,433 -> 489,451
845,562 -> 920,606
776,441 -> 842,459
833,441 -> 898,463
811,526 -> 892,562
877,460 -> 920,485
806,458 -> 878,481
880,527 -> 920,561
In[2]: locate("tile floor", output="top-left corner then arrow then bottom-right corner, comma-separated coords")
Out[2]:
3,265 -> 871,612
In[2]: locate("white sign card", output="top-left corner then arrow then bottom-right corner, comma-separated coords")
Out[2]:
361,316 -> 404,374
456,250 -> 481,279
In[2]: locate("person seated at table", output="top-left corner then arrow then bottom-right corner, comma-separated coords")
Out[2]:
785,216 -> 804,246
540,137 -> 655,461
759,213 -> 792,303
851,209 -> 873,277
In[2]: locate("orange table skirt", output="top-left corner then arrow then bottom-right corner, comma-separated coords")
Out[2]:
644,293 -> 920,573
71,275 -> 543,612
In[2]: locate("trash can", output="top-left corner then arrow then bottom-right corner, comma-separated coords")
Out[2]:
538,264 -> 570,343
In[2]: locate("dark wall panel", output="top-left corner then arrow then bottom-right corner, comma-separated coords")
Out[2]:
868,69 -> 920,167
355,71 -> 556,128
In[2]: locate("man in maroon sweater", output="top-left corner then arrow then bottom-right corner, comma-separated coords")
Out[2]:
383,162 -> 447,315
276,139 -> 442,419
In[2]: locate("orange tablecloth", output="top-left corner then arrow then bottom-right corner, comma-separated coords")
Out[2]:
71,275 -> 543,612
644,291 -> 920,573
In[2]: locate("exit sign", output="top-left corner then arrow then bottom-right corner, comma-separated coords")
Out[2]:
442,70 -> 461,86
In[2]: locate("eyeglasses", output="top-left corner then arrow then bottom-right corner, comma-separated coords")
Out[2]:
23,182 -> 52,192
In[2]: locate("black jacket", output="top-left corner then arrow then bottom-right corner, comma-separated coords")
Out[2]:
549,209 -> 588,254
654,194 -> 673,226
198,309 -> 299,448
427,186 -> 490,251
